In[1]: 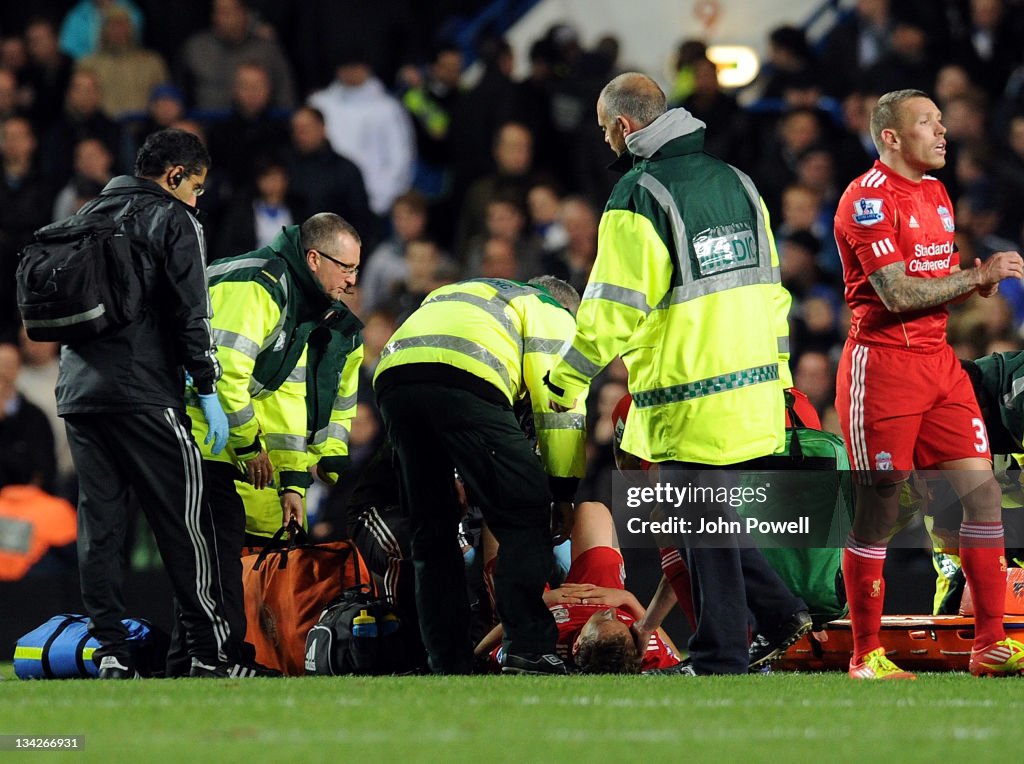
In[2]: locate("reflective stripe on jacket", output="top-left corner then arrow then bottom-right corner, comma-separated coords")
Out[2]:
374,278 -> 587,479
190,226 -> 363,495
547,109 -> 792,465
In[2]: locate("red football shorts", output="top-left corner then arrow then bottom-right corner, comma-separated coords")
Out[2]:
836,340 -> 991,475
565,546 -> 626,589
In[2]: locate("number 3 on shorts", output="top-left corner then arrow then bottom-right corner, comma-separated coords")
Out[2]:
972,417 -> 989,454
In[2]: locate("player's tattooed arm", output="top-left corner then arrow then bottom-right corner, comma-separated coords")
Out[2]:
870,251 -> 1024,312
868,261 -> 980,313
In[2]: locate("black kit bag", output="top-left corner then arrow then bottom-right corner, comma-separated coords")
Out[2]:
304,584 -> 414,676
16,209 -> 141,343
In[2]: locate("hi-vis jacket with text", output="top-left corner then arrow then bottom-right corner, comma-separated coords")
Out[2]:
546,108 -> 793,465
373,278 -> 587,482
189,226 -> 363,497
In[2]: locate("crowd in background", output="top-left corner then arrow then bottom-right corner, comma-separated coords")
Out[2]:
6,0 -> 1024,562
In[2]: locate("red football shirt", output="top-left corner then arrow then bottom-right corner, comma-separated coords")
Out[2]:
834,160 -> 957,349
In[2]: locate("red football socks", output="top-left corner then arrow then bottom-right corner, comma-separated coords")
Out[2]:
960,522 -> 1007,648
659,547 -> 696,629
844,535 -> 887,661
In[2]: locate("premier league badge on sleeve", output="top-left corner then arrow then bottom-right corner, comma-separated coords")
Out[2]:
853,198 -> 884,226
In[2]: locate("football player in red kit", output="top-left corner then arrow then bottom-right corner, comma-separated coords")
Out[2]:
834,89 -> 1024,679
476,501 -> 681,673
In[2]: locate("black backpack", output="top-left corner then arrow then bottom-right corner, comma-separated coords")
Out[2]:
16,209 -> 142,343
304,586 -> 414,676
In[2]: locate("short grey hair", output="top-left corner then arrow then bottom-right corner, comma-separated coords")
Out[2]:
529,275 -> 581,315
300,212 -> 361,252
869,89 -> 930,154
599,72 -> 667,127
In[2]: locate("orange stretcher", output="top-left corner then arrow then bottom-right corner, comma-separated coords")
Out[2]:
775,615 -> 1024,671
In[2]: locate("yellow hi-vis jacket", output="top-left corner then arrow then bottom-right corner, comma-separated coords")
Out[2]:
546,108 -> 792,465
189,230 -> 363,503
373,278 -> 587,480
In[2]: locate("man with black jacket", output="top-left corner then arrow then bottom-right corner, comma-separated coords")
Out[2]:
56,129 -> 234,679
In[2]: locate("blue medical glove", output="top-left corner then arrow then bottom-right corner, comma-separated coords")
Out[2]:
198,392 -> 229,455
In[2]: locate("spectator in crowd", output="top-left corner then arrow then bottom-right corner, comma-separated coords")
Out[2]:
178,0 -> 296,112
52,135 -> 114,220
0,35 -> 29,79
0,116 -> 54,342
308,49 -> 415,223
59,0 -> 143,60
0,67 -> 24,122
284,105 -> 373,247
666,38 -> 708,106
951,0 -> 1024,99
464,194 -> 543,279
779,229 -> 825,298
448,36 -> 518,204
754,108 -> 825,219
359,190 -> 428,314
941,89 -> 991,203
777,184 -> 825,242
516,38 -> 560,183
682,55 -> 751,170
748,25 -> 818,102
399,41 -> 463,200
289,0 -> 418,97
214,155 -> 296,261
933,63 -> 974,112
22,17 -> 73,131
456,121 -> 537,259
793,146 -> 843,275
792,350 -> 835,420
166,116 -> 236,232
994,113 -> 1024,234
545,72 -> 809,676
528,181 -> 569,259
862,20 -> 935,96
547,195 -> 599,295
119,82 -> 185,171
76,5 -> 167,119
835,89 -> 879,180
819,0 -> 901,98
16,329 -> 73,496
41,67 -> 120,184
207,61 -> 289,188
0,342 -> 56,492
385,237 -> 450,324
477,236 -> 519,281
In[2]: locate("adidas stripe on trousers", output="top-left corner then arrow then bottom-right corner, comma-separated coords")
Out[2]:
66,409 -> 230,666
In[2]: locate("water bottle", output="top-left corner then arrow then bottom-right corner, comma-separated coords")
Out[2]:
352,609 -> 377,638
380,611 -> 400,636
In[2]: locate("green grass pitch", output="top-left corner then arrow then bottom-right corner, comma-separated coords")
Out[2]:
2,664 -> 1023,762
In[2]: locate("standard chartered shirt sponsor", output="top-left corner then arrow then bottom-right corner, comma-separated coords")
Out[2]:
913,241 -> 955,257
909,240 -> 954,273
908,255 -> 952,273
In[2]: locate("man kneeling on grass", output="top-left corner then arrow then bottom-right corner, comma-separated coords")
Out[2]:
475,501 -> 687,674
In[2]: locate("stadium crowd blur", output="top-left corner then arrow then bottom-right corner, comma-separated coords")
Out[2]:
6,0 -> 1024,576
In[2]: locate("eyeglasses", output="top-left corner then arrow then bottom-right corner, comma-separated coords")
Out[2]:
191,180 -> 205,197
312,249 -> 359,275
